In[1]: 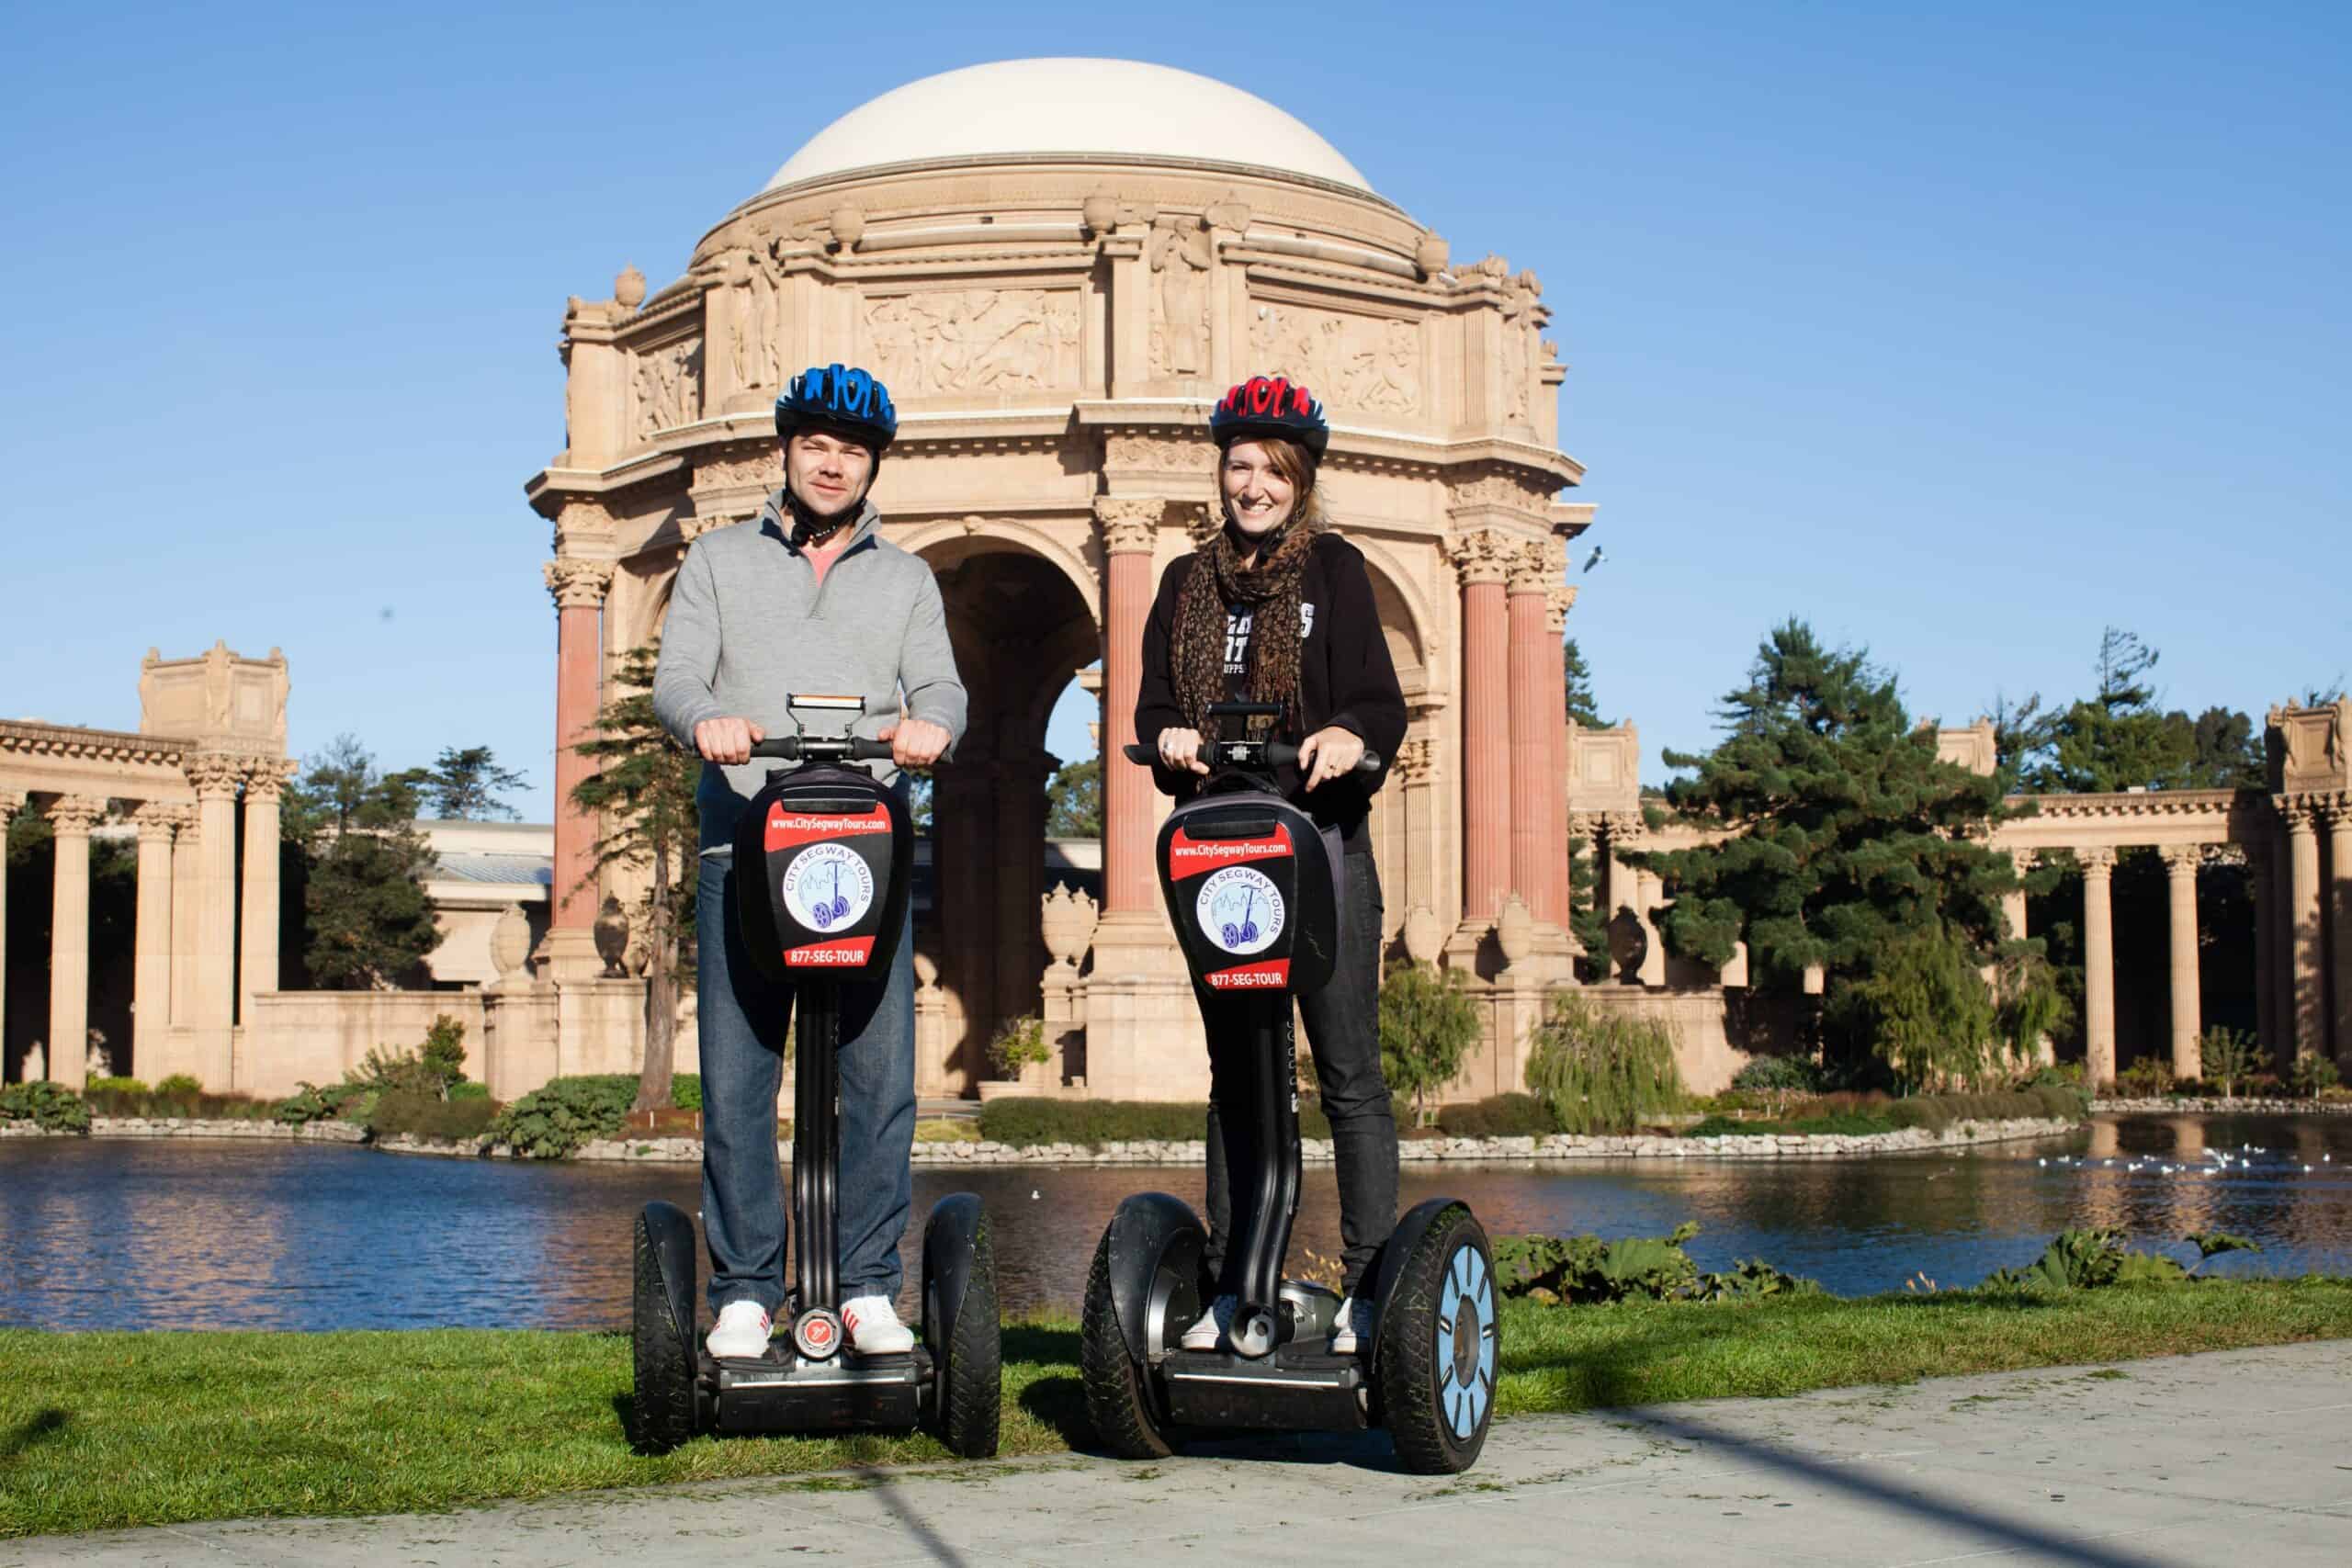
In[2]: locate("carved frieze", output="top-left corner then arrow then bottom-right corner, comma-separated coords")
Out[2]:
1248,303 -> 1420,414
707,243 -> 785,392
690,453 -> 778,494
630,338 -> 702,441
1104,432 -> 1210,474
859,288 -> 1082,395
1148,216 -> 1214,378
1447,462 -> 1556,516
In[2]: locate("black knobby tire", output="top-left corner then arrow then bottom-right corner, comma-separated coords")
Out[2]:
1080,1228 -> 1175,1460
1376,1204 -> 1498,1475
630,1212 -> 699,1453
933,1213 -> 1003,1458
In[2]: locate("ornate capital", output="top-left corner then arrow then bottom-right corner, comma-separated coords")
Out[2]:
0,788 -> 26,819
1444,528 -> 1513,587
1546,582 -> 1579,633
2077,846 -> 2118,875
2278,796 -> 2321,833
2159,844 -> 2203,874
544,557 -> 616,610
46,794 -> 107,836
1393,737 -> 1436,784
130,801 -> 181,840
241,758 -> 297,803
186,752 -> 247,800
1600,809 -> 1645,843
1092,497 -> 1163,555
1183,504 -> 1221,547
1506,540 -> 1557,596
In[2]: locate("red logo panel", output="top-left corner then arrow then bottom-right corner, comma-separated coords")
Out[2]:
785,937 -> 877,968
1204,959 -> 1291,990
1168,822 -> 1293,876
765,804 -> 890,852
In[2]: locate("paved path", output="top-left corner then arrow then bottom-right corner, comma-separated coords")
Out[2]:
9,1341 -> 2349,1566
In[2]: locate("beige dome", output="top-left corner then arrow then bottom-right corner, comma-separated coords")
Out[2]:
763,58 -> 1375,196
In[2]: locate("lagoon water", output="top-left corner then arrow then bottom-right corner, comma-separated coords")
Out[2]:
3,1114 -> 2348,1332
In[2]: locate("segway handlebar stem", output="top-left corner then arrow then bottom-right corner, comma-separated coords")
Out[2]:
1122,740 -> 1382,774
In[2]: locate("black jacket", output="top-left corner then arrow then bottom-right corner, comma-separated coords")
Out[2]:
1136,531 -> 1409,845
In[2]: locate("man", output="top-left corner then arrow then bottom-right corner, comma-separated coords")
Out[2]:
654,363 -> 965,1359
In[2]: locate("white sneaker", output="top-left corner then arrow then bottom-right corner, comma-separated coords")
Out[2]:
1329,1295 -> 1375,1355
1179,1296 -> 1237,1351
842,1294 -> 916,1354
707,1299 -> 774,1359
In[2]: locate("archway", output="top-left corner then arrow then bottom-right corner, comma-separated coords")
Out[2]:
919,537 -> 1099,1092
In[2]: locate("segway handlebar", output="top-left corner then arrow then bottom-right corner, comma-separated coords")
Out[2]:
749,736 -> 898,763
1122,739 -> 1383,775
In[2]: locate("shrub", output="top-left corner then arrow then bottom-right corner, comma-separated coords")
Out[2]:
487,1075 -> 638,1158
972,1098 -> 1333,1147
2114,1057 -> 2176,1098
1437,1093 -> 1557,1137
368,1089 -> 497,1144
670,1073 -> 701,1112
447,1081 -> 491,1102
1982,1228 -> 2188,1292
1378,962 -> 1483,1127
1829,927 -> 2001,1091
2197,1028 -> 2261,1098
1494,1221 -> 1819,1304
275,1081 -> 372,1125
985,1015 -> 1049,1078
1524,991 -> 1686,1134
2290,1054 -> 2341,1099
153,1074 -> 203,1099
1728,1056 -> 1821,1096
87,1077 -> 149,1096
0,1081 -> 91,1134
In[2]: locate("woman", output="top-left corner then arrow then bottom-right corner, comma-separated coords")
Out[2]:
1136,374 -> 1409,1354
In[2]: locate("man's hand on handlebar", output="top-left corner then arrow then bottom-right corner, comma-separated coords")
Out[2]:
880,717 -> 952,770
1296,726 -> 1366,792
1155,727 -> 1212,775
695,716 -> 765,764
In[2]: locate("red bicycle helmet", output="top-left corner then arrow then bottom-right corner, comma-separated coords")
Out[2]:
1209,375 -> 1329,460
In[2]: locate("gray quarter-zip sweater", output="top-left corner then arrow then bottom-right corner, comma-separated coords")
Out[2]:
651,489 -> 967,855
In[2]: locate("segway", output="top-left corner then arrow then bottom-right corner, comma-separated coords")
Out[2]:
631,694 -> 1000,1456
1080,705 -> 1498,1474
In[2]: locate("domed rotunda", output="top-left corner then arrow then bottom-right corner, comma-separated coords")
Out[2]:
529,59 -> 1598,1101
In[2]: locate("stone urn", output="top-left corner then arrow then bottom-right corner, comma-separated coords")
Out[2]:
1080,191 -> 1118,237
614,264 -> 647,309
828,205 -> 865,250
1040,885 -> 1099,972
593,897 -> 631,978
1415,231 -> 1451,277
490,904 -> 533,979
1400,904 -> 1443,967
1497,893 -> 1535,969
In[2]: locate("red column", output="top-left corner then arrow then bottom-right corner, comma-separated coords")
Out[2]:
1505,551 -> 1552,923
1096,501 -> 1161,916
1544,579 -> 1577,929
1454,532 -> 1511,921
546,558 -> 613,931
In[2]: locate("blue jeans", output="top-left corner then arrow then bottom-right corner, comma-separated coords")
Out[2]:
696,849 -> 916,1315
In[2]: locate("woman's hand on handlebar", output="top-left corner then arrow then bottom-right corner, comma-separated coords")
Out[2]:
1296,726 -> 1366,791
880,717 -> 951,769
1155,727 -> 1211,775
695,716 -> 764,764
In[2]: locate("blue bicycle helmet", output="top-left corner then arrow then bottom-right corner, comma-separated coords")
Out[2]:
775,363 -> 899,454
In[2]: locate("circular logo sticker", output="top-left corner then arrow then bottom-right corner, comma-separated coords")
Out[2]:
780,842 -> 876,933
1195,866 -> 1284,955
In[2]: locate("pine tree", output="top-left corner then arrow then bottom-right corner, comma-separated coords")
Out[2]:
1623,620 -> 2055,1084
1563,637 -> 1607,728
569,644 -> 702,1113
282,735 -> 440,989
413,746 -> 530,820
2030,627 -> 2194,793
1045,755 -> 1102,837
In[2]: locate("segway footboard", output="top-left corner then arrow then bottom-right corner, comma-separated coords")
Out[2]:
711,1350 -> 926,1435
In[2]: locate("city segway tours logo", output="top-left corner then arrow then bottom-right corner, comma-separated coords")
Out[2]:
1195,865 -> 1286,988
782,843 -> 875,931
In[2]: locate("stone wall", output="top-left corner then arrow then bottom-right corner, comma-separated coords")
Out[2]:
240,992 -> 489,1098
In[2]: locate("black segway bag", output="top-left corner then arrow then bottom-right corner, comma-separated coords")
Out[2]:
732,764 -> 911,984
1154,791 -> 1342,998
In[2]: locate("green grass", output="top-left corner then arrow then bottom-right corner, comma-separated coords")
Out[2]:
5,1282 -> 2350,1538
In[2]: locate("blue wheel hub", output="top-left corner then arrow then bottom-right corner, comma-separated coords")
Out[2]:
1433,1243 -> 1496,1440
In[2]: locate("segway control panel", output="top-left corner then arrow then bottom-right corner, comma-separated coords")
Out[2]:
731,705 -> 911,984
1155,792 -> 1339,998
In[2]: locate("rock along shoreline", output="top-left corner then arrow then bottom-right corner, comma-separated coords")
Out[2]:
5,1112 -> 2086,1165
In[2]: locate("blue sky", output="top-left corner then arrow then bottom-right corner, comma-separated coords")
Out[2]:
3,1 -> 2345,818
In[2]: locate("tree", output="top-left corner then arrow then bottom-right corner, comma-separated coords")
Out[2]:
1377,961 -> 1482,1126
569,644 -> 701,1113
2185,707 -> 2263,791
1623,620 -> 2044,1084
282,735 -> 440,989
1045,755 -> 1102,837
1564,637 -> 1607,728
1567,829 -> 1608,982
411,746 -> 529,820
2030,628 -> 2194,793
1984,690 -> 2056,790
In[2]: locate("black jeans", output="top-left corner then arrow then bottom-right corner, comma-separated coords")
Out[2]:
1201,847 -> 1396,1298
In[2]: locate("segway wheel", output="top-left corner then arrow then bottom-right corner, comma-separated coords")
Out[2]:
630,1209 -> 700,1453
928,1211 -> 1002,1459
1375,1203 -> 1498,1474
1080,1228 -> 1176,1459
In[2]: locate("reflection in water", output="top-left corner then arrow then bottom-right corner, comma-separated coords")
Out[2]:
2,1114 -> 2346,1332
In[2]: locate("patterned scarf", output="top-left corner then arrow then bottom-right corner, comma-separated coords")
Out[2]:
1171,516 -> 1319,739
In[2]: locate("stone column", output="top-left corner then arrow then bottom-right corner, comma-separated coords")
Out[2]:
187,754 -> 244,1089
130,805 -> 178,1075
0,790 -> 19,1076
2161,846 -> 2203,1081
543,558 -> 615,976
1094,499 -> 1161,921
239,762 -> 289,1024
1504,547 -> 1555,924
1395,737 -> 1438,919
1451,530 -> 1512,928
2284,801 -> 2324,1062
1544,581 -> 1578,950
2080,847 -> 2118,1090
170,808 -> 200,1029
2002,852 -> 2053,1065
45,795 -> 107,1092
2245,844 -> 2276,1058
2329,804 -> 2352,1061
